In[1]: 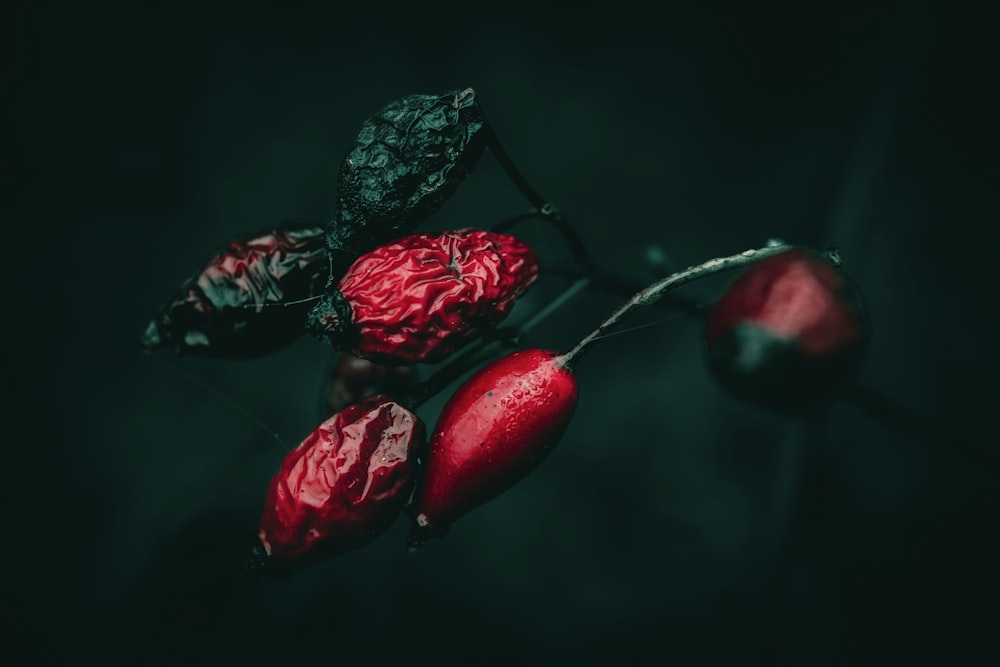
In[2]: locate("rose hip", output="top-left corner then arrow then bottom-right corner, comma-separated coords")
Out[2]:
333,88 -> 487,250
307,229 -> 539,364
250,395 -> 424,575
705,247 -> 868,410
407,348 -> 578,543
141,225 -> 328,359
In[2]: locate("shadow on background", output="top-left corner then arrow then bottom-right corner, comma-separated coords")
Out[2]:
5,1 -> 998,665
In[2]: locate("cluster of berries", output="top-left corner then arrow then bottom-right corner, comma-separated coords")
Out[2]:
141,89 -> 868,577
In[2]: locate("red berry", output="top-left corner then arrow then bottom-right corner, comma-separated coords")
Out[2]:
705,247 -> 867,410
251,395 -> 424,575
307,229 -> 540,364
408,349 -> 578,542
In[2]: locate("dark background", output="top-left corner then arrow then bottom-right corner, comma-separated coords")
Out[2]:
5,1 -> 998,665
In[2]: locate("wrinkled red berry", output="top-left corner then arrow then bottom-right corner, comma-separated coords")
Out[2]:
705,247 -> 867,410
142,225 -> 328,358
251,395 -> 424,575
308,229 -> 539,364
408,348 -> 578,543
324,353 -> 417,417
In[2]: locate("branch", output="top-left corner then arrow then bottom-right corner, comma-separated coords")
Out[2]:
559,242 -> 792,366
405,278 -> 591,410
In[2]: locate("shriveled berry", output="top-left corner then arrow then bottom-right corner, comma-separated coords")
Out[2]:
705,247 -> 868,410
307,229 -> 539,365
331,87 -> 487,253
250,395 -> 424,575
324,353 -> 417,417
141,225 -> 328,359
407,348 -> 578,543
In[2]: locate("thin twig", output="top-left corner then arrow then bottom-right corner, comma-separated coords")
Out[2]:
480,122 -> 602,277
495,217 -> 706,316
559,242 -> 792,367
404,278 -> 591,410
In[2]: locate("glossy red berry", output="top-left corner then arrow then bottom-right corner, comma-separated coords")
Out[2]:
705,247 -> 867,410
250,395 -> 424,575
307,229 -> 539,365
408,348 -> 578,543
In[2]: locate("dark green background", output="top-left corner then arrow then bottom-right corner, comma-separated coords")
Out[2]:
6,1 -> 998,665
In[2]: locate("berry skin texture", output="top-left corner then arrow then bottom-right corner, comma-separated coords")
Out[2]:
705,247 -> 868,411
308,229 -> 540,365
142,225 -> 328,359
408,348 -> 578,542
334,88 -> 487,250
253,395 -> 424,575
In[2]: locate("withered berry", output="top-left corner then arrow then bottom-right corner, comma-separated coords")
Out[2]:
141,225 -> 328,359
250,395 -> 424,575
307,229 -> 539,365
331,87 -> 488,253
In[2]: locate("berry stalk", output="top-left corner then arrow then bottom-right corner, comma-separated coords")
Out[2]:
480,113 -> 680,306
405,277 -> 591,410
481,124 -> 598,276
560,241 -> 794,366
406,242 -> 788,411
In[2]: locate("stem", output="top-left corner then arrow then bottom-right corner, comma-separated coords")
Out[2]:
481,103 -> 715,320
512,277 -> 591,343
540,264 -> 706,316
481,124 -> 602,277
481,121 -> 708,318
481,127 -> 547,213
405,341 -> 496,411
488,203 -> 589,270
405,278 -> 591,410
495,216 -> 706,316
559,242 -> 792,366
591,273 -> 706,318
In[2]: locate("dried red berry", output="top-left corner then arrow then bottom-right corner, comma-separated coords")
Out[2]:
141,225 -> 328,358
250,395 -> 424,575
307,229 -> 540,365
407,348 -> 578,543
323,353 -> 417,417
705,247 -> 868,410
